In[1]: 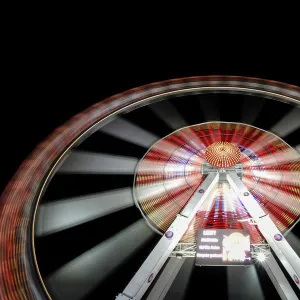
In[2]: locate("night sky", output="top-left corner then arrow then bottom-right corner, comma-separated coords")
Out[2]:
1,37 -> 300,300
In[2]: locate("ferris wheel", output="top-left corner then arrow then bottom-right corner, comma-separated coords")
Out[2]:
0,76 -> 300,300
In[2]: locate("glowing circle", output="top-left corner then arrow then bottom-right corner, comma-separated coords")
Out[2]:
257,252 -> 266,262
274,233 -> 283,241
165,231 -> 174,239
205,141 -> 241,168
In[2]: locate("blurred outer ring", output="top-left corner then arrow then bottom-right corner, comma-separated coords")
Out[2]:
0,77 -> 299,300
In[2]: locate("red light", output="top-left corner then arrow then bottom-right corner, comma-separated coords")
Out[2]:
205,142 -> 241,168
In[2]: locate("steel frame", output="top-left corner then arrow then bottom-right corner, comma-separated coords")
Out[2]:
262,253 -> 298,300
227,172 -> 300,290
116,173 -> 219,299
117,172 -> 300,300
169,243 -> 271,259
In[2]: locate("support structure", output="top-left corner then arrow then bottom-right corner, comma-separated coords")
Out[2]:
170,243 -> 271,258
145,258 -> 186,300
169,243 -> 298,300
117,171 -> 300,300
262,253 -> 298,300
227,173 -> 300,290
116,173 -> 219,300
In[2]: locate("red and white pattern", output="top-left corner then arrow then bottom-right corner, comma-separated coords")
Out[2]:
134,122 -> 300,244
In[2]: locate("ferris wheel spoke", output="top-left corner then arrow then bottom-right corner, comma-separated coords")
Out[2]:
218,94 -> 244,123
271,107 -> 300,138
241,96 -> 266,125
121,105 -> 172,138
283,128 -> 300,148
226,266 -> 265,299
149,100 -> 187,130
35,206 -> 143,278
26,79 -> 300,300
198,94 -> 221,121
45,219 -> 155,300
58,150 -> 138,174
99,118 -> 158,148
42,173 -> 133,202
76,131 -> 146,158
253,99 -> 294,131
169,95 -> 205,126
35,187 -> 134,237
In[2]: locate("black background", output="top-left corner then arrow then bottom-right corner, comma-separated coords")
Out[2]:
2,37 -> 300,192
1,23 -> 300,300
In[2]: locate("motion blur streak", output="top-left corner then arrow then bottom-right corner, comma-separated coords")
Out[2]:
149,100 -> 187,130
285,231 -> 300,256
271,107 -> 300,138
134,122 -> 300,243
46,219 -> 155,300
241,97 -> 266,125
0,77 -> 299,299
227,266 -> 265,300
242,147 -> 299,168
98,118 -> 158,148
243,170 -> 299,184
35,188 -> 134,236
58,150 -> 138,174
199,97 -> 220,121
163,258 -> 194,300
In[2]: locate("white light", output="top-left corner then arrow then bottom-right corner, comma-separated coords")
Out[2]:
257,252 -> 266,262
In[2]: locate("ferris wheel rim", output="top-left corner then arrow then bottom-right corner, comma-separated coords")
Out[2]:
0,76 -> 300,299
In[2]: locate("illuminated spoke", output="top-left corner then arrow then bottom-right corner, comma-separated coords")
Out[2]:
199,98 -> 220,121
36,188 -> 134,236
271,107 -> 300,138
149,100 -> 187,130
46,220 -> 155,300
227,267 -> 265,299
241,98 -> 266,125
58,151 -> 138,174
99,118 -> 158,148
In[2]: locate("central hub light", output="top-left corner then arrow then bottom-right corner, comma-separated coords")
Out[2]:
205,141 -> 241,168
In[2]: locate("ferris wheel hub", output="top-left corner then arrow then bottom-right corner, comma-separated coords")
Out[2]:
205,142 -> 241,168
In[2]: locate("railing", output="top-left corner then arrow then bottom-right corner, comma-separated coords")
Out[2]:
170,243 -> 271,259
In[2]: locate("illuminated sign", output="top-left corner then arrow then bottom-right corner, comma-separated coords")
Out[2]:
195,229 -> 251,266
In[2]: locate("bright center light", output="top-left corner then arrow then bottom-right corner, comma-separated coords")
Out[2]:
205,142 -> 241,168
256,252 -> 266,262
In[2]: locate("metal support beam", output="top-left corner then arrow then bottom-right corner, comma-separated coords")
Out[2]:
227,173 -> 300,290
145,258 -> 186,300
170,243 -> 272,258
262,253 -> 298,300
116,173 -> 219,300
